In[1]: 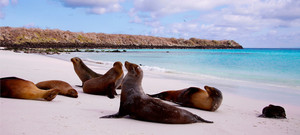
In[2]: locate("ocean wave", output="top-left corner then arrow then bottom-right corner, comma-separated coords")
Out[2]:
84,58 -> 114,66
83,58 -> 174,73
140,65 -> 169,72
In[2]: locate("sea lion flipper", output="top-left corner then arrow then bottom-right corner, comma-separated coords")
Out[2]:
147,93 -> 161,98
44,89 -> 60,101
106,82 -> 117,99
194,115 -> 213,123
100,113 -> 125,118
178,87 -> 199,104
100,106 -> 128,118
0,77 -> 22,80
76,85 -> 83,88
181,87 -> 200,97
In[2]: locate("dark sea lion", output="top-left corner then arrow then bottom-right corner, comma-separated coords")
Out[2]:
101,61 -> 213,124
71,57 -> 102,86
148,86 -> 223,111
83,61 -> 123,99
259,104 -> 286,119
36,80 -> 78,98
0,77 -> 59,101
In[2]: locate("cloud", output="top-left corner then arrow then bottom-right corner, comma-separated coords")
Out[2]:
133,0 -> 228,18
0,0 -> 18,19
129,0 -> 300,47
131,0 -> 300,27
0,0 -> 9,6
23,23 -> 36,28
59,0 -> 123,14
0,0 -> 9,19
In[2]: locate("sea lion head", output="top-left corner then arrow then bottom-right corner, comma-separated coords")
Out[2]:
113,61 -> 123,68
66,89 -> 79,98
71,57 -> 82,64
204,86 -> 223,111
125,61 -> 143,79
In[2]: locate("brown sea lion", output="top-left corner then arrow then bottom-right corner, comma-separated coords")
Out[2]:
148,86 -> 223,111
0,77 -> 59,101
36,80 -> 78,98
101,61 -> 213,124
259,104 -> 286,119
83,61 -> 123,99
70,57 -> 102,86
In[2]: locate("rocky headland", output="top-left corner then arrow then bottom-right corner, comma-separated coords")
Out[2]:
0,27 -> 243,49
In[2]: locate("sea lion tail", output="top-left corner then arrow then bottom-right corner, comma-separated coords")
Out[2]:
44,89 -> 60,101
195,115 -> 213,123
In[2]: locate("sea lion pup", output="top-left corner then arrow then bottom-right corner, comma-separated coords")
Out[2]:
259,104 -> 286,119
36,80 -> 78,98
0,77 -> 59,101
148,86 -> 223,111
83,61 -> 123,99
101,61 -> 213,124
71,57 -> 102,86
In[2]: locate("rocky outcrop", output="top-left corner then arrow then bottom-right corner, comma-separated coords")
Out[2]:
0,27 -> 243,49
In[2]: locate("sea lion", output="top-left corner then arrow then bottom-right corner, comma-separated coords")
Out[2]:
0,77 -> 59,101
71,57 -> 102,86
101,61 -> 213,124
259,104 -> 286,119
148,86 -> 223,111
36,80 -> 78,98
83,61 -> 123,99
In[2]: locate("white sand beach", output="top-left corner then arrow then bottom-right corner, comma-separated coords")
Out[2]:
1,50 -> 300,135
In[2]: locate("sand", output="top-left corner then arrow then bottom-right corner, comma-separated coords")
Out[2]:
1,50 -> 300,135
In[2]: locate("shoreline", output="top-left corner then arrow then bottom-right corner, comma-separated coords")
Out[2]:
1,50 -> 300,135
1,43 -> 243,49
44,50 -> 300,106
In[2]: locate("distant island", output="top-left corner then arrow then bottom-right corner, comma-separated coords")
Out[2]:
0,27 -> 243,49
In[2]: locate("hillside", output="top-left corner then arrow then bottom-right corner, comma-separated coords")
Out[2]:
0,27 -> 243,49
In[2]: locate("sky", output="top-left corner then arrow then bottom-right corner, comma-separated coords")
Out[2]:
0,0 -> 300,48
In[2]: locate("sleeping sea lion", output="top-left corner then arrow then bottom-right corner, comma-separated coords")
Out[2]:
259,104 -> 286,119
101,61 -> 213,124
148,86 -> 223,111
0,77 -> 59,101
36,80 -> 78,98
83,61 -> 123,99
70,57 -> 102,86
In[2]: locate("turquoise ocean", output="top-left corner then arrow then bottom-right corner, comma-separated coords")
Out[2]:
51,48 -> 300,104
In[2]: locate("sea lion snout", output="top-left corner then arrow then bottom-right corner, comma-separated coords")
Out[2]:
125,61 -> 131,69
70,57 -> 79,63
